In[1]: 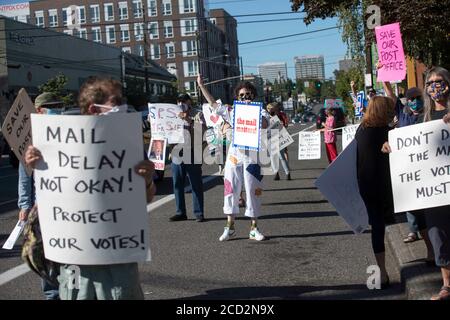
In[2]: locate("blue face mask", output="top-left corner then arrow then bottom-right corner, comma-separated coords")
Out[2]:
46,108 -> 63,115
407,98 -> 423,111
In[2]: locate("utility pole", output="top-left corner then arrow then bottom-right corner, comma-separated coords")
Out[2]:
120,51 -> 127,91
143,3 -> 149,97
240,56 -> 244,81
196,30 -> 203,104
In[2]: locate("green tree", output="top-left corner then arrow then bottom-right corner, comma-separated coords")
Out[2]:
320,80 -> 337,100
38,73 -> 74,107
334,67 -> 364,119
290,0 -> 450,68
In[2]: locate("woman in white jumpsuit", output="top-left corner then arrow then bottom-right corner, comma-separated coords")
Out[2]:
197,75 -> 269,241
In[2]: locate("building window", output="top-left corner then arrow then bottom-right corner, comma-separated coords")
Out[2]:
182,40 -> 197,56
122,47 -> 131,53
106,25 -> 116,43
165,42 -> 175,58
151,44 -> 160,60
135,44 -> 144,56
183,60 -> 198,77
120,24 -> 130,42
184,81 -> 197,97
148,22 -> 159,39
179,0 -> 195,14
132,0 -> 142,18
48,9 -> 58,27
148,0 -> 157,16
104,3 -> 114,21
78,6 -> 86,24
162,0 -> 172,15
163,21 -> 173,38
90,5 -> 100,23
167,63 -> 177,76
78,28 -> 87,39
119,2 -> 128,20
62,8 -> 68,26
63,29 -> 73,36
181,18 -> 197,36
134,23 -> 144,41
210,18 -> 216,25
35,11 -> 44,27
92,27 -> 102,42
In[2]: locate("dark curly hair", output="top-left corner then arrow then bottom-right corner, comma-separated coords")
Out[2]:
234,81 -> 257,100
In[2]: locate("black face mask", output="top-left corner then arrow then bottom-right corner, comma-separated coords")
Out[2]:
238,92 -> 253,101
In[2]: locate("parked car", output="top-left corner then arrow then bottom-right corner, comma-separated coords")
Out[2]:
291,114 -> 302,124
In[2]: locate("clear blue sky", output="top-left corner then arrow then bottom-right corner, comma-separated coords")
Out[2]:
207,0 -> 348,79
3,0 -> 349,79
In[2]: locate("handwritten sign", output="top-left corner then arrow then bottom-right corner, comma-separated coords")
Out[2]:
342,124 -> 360,151
148,103 -> 184,144
202,103 -> 223,128
315,140 -> 369,234
232,101 -> 262,151
298,131 -> 321,160
375,22 -> 406,82
1,88 -> 35,175
148,138 -> 166,171
355,91 -> 365,117
389,119 -> 450,213
268,116 -> 294,151
31,113 -> 149,265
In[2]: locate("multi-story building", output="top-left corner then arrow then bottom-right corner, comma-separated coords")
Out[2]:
28,0 -> 239,102
0,2 -> 30,23
257,62 -> 288,84
294,55 -> 325,80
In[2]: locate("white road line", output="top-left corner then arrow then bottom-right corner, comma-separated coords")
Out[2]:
0,172 -> 220,287
0,264 -> 30,287
0,199 -> 18,206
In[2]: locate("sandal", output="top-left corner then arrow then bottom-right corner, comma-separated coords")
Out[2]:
431,286 -> 450,300
403,233 -> 418,243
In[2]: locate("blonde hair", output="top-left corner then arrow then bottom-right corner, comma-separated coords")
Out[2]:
361,96 -> 395,128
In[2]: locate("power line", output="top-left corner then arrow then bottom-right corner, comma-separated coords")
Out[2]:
239,26 -> 339,45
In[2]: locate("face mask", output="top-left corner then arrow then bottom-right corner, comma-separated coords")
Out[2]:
94,104 -> 128,115
45,108 -> 63,115
238,92 -> 253,101
400,98 -> 407,105
177,102 -> 189,112
427,80 -> 449,101
407,98 -> 423,111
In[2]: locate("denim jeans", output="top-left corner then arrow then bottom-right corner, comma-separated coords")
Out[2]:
171,162 -> 204,217
406,210 -> 426,234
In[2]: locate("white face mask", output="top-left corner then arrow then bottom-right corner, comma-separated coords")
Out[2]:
94,104 -> 128,115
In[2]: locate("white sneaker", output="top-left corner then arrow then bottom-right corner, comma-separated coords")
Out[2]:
219,227 -> 235,241
249,228 -> 265,241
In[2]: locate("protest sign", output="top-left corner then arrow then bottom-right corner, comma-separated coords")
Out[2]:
148,103 -> 184,144
342,124 -> 360,151
1,88 -> 35,175
298,131 -> 321,160
315,140 -> 369,234
31,113 -> 150,265
324,99 -> 344,109
375,22 -> 406,82
268,115 -> 294,151
202,103 -> 223,128
389,120 -> 450,213
148,138 -> 166,171
232,101 -> 262,151
355,91 -> 365,117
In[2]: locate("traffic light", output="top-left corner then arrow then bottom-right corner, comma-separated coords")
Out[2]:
315,81 -> 322,89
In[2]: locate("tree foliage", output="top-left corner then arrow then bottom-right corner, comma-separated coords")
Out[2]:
334,67 -> 364,118
290,0 -> 450,68
38,73 -> 74,107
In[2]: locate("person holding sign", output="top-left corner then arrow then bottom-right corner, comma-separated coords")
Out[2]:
168,93 -> 206,223
267,103 -> 291,180
25,77 -> 156,300
316,108 -> 338,163
355,96 -> 396,289
197,75 -> 269,242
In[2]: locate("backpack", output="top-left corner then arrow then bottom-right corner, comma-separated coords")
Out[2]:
21,206 -> 60,287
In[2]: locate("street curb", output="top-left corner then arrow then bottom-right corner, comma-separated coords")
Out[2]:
386,222 -> 442,300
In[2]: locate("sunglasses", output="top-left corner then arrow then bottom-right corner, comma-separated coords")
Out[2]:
238,92 -> 253,100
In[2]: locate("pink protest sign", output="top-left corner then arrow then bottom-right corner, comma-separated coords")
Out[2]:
375,22 -> 406,82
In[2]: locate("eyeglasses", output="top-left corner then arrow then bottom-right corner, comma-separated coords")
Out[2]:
238,92 -> 253,101
426,80 -> 447,87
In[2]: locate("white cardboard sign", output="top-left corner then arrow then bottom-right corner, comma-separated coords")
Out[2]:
315,140 -> 369,234
202,103 -> 224,128
389,119 -> 450,213
148,103 -> 185,144
298,131 -> 321,160
342,124 -> 360,151
232,101 -> 262,151
31,113 -> 150,265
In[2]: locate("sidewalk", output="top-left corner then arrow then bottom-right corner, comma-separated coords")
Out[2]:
386,219 -> 442,300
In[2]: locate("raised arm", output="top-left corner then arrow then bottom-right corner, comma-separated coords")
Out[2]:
197,75 -> 218,109
376,61 -> 396,102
